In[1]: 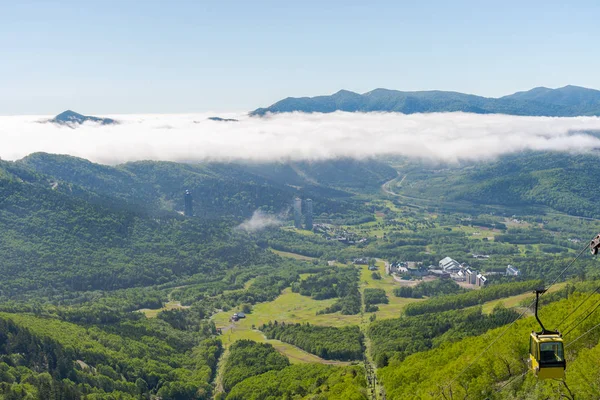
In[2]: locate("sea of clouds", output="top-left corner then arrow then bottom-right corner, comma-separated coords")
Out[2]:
2,111 -> 600,164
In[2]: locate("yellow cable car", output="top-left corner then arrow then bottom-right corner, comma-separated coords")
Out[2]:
527,289 -> 566,379
528,332 -> 565,379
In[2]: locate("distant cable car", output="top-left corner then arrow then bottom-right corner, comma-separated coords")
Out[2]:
528,289 -> 565,379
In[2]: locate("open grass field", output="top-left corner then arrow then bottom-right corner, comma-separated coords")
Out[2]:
138,301 -> 189,318
281,227 -> 315,236
270,248 -> 317,261
212,259 -> 421,363
453,225 -> 501,240
212,288 -> 358,364
213,288 -> 362,332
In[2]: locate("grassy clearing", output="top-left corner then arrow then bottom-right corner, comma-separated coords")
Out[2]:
138,301 -> 188,318
212,290 -> 355,365
213,288 -> 361,332
453,225 -> 501,240
281,227 -> 315,236
270,249 -> 317,261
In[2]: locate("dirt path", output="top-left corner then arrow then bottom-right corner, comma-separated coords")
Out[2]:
212,347 -> 229,398
360,314 -> 386,400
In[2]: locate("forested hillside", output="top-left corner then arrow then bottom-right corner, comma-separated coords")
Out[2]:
0,167 -> 271,294
220,340 -> 289,393
377,291 -> 600,399
18,153 -> 395,219
226,363 -> 368,400
0,312 -> 221,399
396,152 -> 600,218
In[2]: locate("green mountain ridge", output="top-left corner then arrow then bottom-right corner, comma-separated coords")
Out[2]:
18,153 -> 396,219
252,85 -> 600,116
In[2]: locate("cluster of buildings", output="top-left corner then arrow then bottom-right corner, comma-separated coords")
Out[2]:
314,224 -> 368,244
293,197 -> 313,230
231,312 -> 246,322
429,257 -> 489,286
388,256 -> 511,287
427,257 -> 521,286
353,258 -> 379,270
389,261 -> 426,276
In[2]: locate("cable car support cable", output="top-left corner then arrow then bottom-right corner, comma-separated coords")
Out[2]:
562,297 -> 600,337
556,286 -> 600,331
565,320 -> 600,349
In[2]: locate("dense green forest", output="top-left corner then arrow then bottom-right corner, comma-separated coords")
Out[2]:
260,322 -> 364,361
292,267 -> 359,300
292,267 -> 363,316
0,312 -> 221,399
368,306 -> 519,367
0,160 -> 277,295
394,279 -> 464,298
226,363 -> 368,400
363,288 -> 388,312
220,340 -> 289,394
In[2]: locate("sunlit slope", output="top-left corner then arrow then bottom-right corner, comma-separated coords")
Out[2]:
378,293 -> 600,399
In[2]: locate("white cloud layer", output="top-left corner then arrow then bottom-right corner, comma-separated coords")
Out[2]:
235,210 -> 285,233
2,111 -> 600,164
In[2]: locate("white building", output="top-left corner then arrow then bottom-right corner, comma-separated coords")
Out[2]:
439,257 -> 461,273
465,268 -> 478,285
506,265 -> 520,276
476,273 -> 487,286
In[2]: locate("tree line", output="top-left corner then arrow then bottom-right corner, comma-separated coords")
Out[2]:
403,280 -> 543,316
260,321 -> 364,361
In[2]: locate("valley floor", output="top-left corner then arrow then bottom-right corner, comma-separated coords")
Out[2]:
211,260 -> 421,360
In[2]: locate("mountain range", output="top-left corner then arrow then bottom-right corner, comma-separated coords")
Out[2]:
251,85 -> 600,117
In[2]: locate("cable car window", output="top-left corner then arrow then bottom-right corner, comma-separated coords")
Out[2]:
539,342 -> 564,362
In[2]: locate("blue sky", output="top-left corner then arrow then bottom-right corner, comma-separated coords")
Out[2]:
1,0 -> 599,114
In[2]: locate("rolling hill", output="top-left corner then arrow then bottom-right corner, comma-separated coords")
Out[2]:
393,152 -> 600,218
18,153 -> 395,218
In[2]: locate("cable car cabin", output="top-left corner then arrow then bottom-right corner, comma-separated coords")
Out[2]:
528,332 -> 565,379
